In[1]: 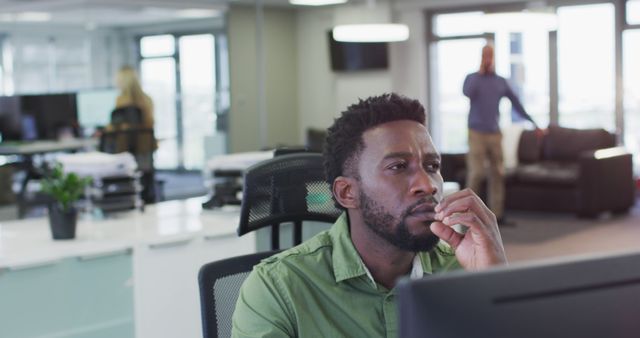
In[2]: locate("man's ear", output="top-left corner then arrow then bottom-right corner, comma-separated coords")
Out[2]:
333,176 -> 358,209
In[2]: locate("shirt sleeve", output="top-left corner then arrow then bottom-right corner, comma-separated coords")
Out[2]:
462,74 -> 476,98
504,79 -> 538,128
232,266 -> 296,338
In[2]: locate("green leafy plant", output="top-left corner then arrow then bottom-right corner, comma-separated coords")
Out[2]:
41,164 -> 92,211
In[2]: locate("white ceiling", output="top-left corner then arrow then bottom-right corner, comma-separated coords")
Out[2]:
0,0 -> 528,27
0,0 -> 231,28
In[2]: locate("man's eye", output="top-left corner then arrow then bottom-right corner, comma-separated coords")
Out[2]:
388,162 -> 407,171
425,162 -> 440,172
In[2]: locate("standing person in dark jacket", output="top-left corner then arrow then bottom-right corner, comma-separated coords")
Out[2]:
463,44 -> 541,224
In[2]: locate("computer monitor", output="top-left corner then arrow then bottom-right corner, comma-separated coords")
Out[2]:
76,88 -> 118,130
21,93 -> 79,140
0,95 -> 22,141
397,250 -> 640,338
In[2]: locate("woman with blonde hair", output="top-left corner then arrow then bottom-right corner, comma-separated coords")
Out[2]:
108,65 -> 158,203
114,65 -> 154,129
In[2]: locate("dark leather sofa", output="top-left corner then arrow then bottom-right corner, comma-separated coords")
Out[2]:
441,126 -> 635,217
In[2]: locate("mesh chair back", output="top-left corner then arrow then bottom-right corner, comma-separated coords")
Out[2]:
100,127 -> 157,202
198,250 -> 280,338
110,106 -> 143,127
99,128 -> 155,172
237,153 -> 342,249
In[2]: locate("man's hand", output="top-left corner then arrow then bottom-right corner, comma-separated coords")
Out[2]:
430,189 -> 507,270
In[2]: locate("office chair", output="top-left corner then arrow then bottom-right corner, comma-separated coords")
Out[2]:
110,105 -> 143,126
198,250 -> 281,338
237,152 -> 342,250
99,127 -> 161,203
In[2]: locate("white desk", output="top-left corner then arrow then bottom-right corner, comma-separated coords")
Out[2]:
0,198 -> 255,338
0,138 -> 99,217
0,138 -> 98,156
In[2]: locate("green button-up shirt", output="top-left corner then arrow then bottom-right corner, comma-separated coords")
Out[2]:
232,213 -> 461,338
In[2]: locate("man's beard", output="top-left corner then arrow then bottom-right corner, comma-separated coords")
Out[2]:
359,190 -> 440,252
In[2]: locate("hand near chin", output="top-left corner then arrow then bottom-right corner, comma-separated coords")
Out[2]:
431,189 -> 507,270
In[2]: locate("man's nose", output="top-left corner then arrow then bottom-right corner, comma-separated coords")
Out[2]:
410,167 -> 438,196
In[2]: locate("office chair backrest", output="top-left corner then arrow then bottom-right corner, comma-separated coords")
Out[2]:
198,250 -> 281,338
237,152 -> 342,250
110,106 -> 143,127
99,127 -> 155,172
100,127 -> 157,202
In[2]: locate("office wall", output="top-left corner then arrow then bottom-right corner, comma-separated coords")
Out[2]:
294,5 -> 428,139
227,5 -> 299,153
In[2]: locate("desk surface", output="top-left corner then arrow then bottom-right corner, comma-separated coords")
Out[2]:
0,138 -> 98,156
0,197 -> 241,269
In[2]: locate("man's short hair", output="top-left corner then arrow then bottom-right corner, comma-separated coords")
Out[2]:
323,93 -> 427,209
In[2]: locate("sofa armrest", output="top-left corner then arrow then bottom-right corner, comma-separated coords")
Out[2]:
579,146 -> 629,160
577,147 -> 634,215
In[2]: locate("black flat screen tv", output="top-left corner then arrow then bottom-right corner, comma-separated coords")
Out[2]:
327,31 -> 389,72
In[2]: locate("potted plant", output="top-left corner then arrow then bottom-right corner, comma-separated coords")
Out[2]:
41,164 -> 92,240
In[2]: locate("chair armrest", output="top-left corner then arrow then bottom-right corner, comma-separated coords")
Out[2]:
577,147 -> 634,215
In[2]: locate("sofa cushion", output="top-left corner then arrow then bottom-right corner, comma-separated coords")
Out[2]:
543,126 -> 615,161
518,129 -> 544,163
512,162 -> 580,186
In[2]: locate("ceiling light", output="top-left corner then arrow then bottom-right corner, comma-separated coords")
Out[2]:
177,9 -> 221,18
332,23 -> 409,42
15,12 -> 52,22
289,0 -> 347,6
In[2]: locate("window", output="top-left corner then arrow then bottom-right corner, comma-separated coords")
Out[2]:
627,0 -> 640,25
623,29 -> 640,175
139,33 -> 222,170
434,12 -> 485,37
557,4 -> 615,130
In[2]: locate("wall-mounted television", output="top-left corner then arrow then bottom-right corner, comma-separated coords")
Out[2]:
327,31 -> 389,72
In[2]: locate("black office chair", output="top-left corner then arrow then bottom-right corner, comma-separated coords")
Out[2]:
110,105 -> 144,126
198,250 -> 281,338
237,152 -> 342,250
99,127 -> 161,203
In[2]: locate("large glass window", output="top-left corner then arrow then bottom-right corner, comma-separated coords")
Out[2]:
432,38 -> 486,152
140,33 -> 220,170
434,12 -> 485,37
140,35 -> 175,58
141,57 -> 178,169
3,36 -> 91,94
430,11 -> 551,153
179,34 -> 217,170
624,29 -> 640,175
627,0 -> 640,25
557,4 -> 615,130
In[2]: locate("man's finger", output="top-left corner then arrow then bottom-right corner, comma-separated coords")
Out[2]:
436,194 -> 493,226
430,222 -> 463,250
435,188 -> 475,213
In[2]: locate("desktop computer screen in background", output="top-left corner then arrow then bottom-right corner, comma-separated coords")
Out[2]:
76,88 -> 119,133
22,93 -> 79,140
0,96 -> 22,141
397,250 -> 640,338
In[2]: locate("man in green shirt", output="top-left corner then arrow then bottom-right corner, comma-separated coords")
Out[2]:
232,93 -> 507,337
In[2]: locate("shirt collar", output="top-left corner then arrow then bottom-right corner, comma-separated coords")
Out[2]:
360,254 -> 424,290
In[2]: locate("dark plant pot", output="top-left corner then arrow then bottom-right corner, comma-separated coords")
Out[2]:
48,204 -> 77,240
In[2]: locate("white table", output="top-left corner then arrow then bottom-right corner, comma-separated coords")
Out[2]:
0,197 -> 255,338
